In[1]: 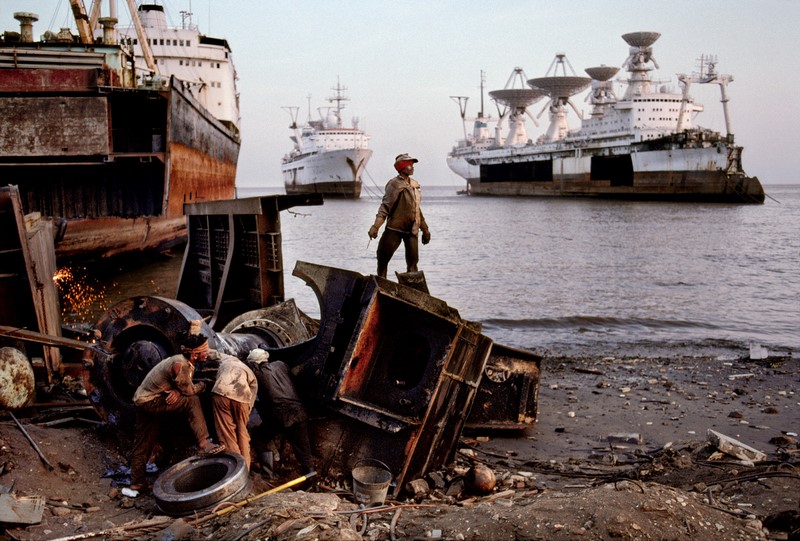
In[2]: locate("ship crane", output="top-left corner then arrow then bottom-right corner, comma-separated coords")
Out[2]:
282,106 -> 302,151
124,0 -> 158,74
67,0 -> 156,73
678,55 -> 734,139
450,95 -> 470,142
67,0 -> 93,44
451,71 -> 495,145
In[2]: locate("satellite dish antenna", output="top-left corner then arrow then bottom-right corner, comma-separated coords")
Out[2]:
621,31 -> 661,48
527,76 -> 591,99
621,31 -> 661,98
584,66 -> 620,82
584,66 -> 620,115
488,88 -> 547,110
526,53 -> 591,142
487,67 -> 546,146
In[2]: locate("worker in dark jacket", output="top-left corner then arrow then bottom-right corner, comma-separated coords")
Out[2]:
246,348 -> 314,476
368,153 -> 431,278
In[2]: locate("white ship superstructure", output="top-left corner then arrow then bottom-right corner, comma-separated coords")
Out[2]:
111,4 -> 240,134
447,32 -> 763,203
282,81 -> 372,199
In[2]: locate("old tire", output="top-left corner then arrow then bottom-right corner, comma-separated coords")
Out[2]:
153,452 -> 251,516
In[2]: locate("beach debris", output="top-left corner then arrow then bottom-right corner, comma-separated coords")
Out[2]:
8,411 -> 54,471
749,343 -> 769,360
405,478 -> 431,497
466,463 -> 496,495
706,429 -> 767,463
608,433 -> 643,445
120,488 -> 139,498
0,493 -> 44,524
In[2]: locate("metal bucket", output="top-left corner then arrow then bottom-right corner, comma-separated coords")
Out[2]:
351,459 -> 392,507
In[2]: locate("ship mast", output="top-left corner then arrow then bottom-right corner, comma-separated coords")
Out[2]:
327,78 -> 349,129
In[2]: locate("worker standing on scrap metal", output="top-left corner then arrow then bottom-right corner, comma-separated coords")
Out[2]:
128,322 -> 225,492
246,348 -> 315,477
211,354 -> 258,470
368,153 -> 431,278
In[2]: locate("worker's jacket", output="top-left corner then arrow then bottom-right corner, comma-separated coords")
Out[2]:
247,360 -> 308,428
212,356 -> 257,408
133,355 -> 205,406
373,175 -> 428,235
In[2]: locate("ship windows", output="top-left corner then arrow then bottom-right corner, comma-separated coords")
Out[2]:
186,41 -> 191,47
180,40 -> 184,46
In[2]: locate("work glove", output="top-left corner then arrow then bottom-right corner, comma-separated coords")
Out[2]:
421,230 -> 431,245
368,225 -> 379,239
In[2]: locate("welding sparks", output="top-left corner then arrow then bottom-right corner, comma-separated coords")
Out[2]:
53,266 -> 114,325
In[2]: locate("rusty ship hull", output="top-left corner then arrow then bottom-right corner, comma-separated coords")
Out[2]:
0,9 -> 240,261
0,63 -> 239,260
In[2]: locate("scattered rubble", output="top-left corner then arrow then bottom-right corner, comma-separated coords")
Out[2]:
0,353 -> 797,540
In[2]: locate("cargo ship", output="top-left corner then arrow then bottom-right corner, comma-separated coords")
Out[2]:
282,81 -> 372,199
0,2 -> 241,260
447,32 -> 764,203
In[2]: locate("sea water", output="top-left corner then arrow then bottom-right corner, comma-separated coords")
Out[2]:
69,184 -> 800,360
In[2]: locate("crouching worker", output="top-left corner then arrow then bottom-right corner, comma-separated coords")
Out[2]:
246,348 -> 315,476
129,327 -> 225,491
211,353 -> 257,469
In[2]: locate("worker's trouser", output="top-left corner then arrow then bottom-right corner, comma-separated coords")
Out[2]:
212,394 -> 252,469
130,394 -> 210,485
376,229 -> 418,278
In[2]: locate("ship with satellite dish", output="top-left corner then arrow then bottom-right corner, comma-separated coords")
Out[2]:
282,81 -> 372,199
447,32 -> 765,203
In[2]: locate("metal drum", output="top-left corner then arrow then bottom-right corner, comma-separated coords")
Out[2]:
0,347 -> 35,409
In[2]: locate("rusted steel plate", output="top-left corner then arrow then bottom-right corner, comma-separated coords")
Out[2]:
289,262 -> 493,495
466,343 -> 542,429
0,96 -> 109,156
0,67 -> 97,92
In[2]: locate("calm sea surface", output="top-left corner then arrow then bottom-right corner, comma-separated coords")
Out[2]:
69,184 -> 799,360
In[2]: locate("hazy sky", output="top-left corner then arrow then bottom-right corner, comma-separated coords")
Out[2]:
8,1 -> 800,188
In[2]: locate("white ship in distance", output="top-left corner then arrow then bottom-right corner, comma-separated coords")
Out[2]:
282,80 -> 372,199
